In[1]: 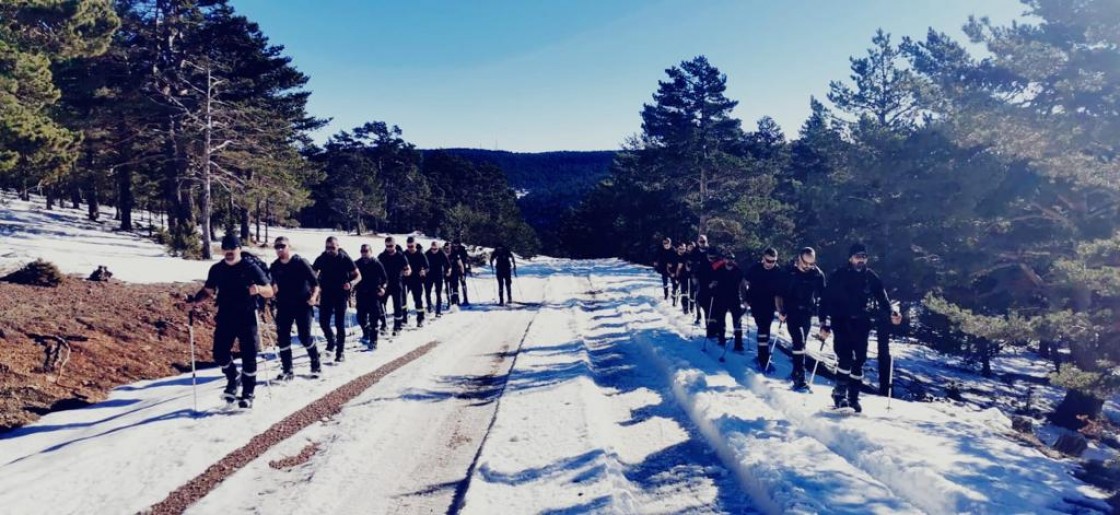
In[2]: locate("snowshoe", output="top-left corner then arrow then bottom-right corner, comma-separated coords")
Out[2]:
849,399 -> 862,413
335,353 -> 346,363
792,381 -> 811,392
221,392 -> 237,405
309,366 -> 322,379
277,371 -> 295,382
832,390 -> 849,409
238,397 -> 254,409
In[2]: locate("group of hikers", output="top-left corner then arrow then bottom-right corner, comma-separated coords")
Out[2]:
652,235 -> 902,412
187,233 -> 518,409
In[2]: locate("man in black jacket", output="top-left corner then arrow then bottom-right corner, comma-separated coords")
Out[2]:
745,247 -> 784,373
490,243 -> 516,305
690,236 -> 712,328
674,242 -> 692,315
269,236 -> 321,381
312,236 -> 360,362
777,247 -> 827,391
709,248 -> 747,351
425,241 -> 451,316
404,236 -> 430,327
653,237 -> 678,303
452,240 -> 472,306
378,237 -> 410,336
821,243 -> 902,412
355,243 -> 387,350
189,234 -> 274,408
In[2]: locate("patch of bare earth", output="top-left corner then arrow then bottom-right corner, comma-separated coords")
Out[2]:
0,275 -> 228,432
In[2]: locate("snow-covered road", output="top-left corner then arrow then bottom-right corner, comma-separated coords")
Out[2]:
0,254 -> 1109,514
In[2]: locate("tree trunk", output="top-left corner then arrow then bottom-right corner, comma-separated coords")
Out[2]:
255,199 -> 261,242
1050,389 -> 1104,431
240,206 -> 250,242
199,67 -> 214,260
264,199 -> 270,242
46,190 -> 55,210
70,186 -> 81,210
117,166 -> 132,231
86,182 -> 100,222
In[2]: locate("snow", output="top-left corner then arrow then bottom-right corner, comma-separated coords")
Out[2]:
0,196 -> 1113,514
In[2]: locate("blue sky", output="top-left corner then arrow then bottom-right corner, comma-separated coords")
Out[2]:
233,0 -> 1025,152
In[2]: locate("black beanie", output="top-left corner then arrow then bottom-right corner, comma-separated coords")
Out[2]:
221,234 -> 241,250
849,242 -> 867,257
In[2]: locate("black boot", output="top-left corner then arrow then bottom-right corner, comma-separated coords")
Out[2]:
417,310 -> 425,328
848,386 -> 862,413
832,381 -> 849,409
733,330 -> 744,352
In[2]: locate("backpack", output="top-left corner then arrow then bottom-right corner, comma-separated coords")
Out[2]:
240,250 -> 272,313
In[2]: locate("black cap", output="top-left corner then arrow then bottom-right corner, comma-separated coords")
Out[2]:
849,242 -> 868,257
221,234 -> 241,250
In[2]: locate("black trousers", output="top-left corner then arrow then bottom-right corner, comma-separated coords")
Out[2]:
834,316 -> 873,398
356,295 -> 382,344
425,276 -> 445,314
459,273 -> 471,304
787,312 -> 813,380
449,273 -> 462,305
386,286 -> 405,331
497,270 -> 513,303
711,301 -> 744,347
213,312 -> 259,398
660,271 -> 671,299
406,280 -> 425,324
319,295 -> 348,353
276,303 -> 320,373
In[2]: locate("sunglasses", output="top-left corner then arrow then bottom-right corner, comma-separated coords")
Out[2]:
326,246 -> 338,251
274,244 -> 287,250
853,253 -> 868,259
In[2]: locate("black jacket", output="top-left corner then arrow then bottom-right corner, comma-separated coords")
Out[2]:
654,246 -> 678,274
744,262 -> 783,310
823,265 -> 891,324
780,265 -> 827,320
426,249 -> 450,279
355,256 -> 387,300
710,260 -> 745,307
404,249 -> 429,283
378,250 -> 409,290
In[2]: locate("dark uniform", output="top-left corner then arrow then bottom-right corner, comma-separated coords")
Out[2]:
204,258 -> 270,401
675,247 -> 693,314
447,246 -> 465,306
491,246 -> 516,305
312,250 -> 358,359
690,244 -> 712,327
779,264 -> 826,388
425,248 -> 451,315
404,247 -> 429,326
355,255 -> 387,347
453,243 -> 472,305
378,248 -> 409,334
654,244 -> 679,303
823,264 -> 892,410
270,254 -> 321,375
744,261 -> 784,370
709,255 -> 746,351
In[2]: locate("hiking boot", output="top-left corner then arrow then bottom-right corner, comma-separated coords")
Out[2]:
277,370 -> 295,382
238,396 -> 254,409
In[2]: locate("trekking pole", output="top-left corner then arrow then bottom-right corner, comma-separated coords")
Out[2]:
255,311 -> 274,400
188,311 -> 198,415
887,355 -> 896,411
701,296 -> 715,351
808,331 -> 830,385
763,318 -> 783,372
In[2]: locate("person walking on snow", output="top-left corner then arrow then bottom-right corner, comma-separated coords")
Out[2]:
744,247 -> 784,373
690,236 -> 712,328
188,234 -> 274,408
776,247 -> 827,391
709,247 -> 748,352
354,243 -> 387,349
820,243 -> 901,412
674,242 -> 693,315
425,241 -> 451,317
378,237 -> 410,336
403,237 -> 430,327
452,240 -> 472,306
269,236 -> 322,381
653,237 -> 679,303
490,243 -> 516,305
312,236 -> 360,363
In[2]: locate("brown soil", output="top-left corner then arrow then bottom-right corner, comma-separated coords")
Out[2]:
0,275 -> 219,432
